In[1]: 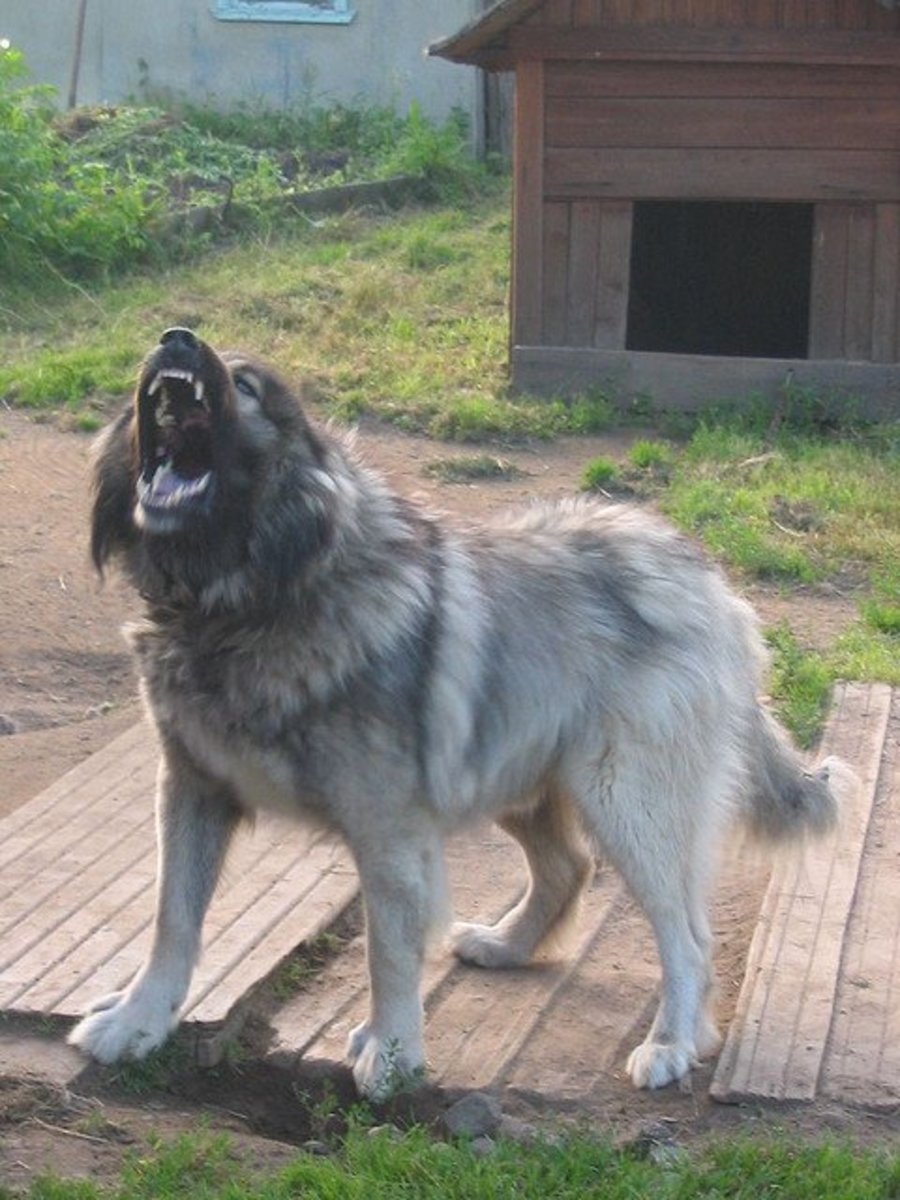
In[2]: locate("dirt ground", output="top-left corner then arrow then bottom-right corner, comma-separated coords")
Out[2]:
0,403 -> 889,1189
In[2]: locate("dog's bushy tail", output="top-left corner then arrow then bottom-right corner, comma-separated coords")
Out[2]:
740,706 -> 844,841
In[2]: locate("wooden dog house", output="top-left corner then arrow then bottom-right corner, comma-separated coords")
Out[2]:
431,0 -> 900,414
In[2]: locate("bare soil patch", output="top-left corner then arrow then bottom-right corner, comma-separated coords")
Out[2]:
0,406 -> 886,1190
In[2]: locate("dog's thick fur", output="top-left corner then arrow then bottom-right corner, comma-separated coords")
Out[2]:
69,329 -> 840,1098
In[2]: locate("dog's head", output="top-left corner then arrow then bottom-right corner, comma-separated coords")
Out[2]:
92,329 -> 334,599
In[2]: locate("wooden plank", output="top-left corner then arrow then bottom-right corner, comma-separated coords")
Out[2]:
871,204 -> 900,363
185,836 -> 357,1025
52,819 -> 318,1017
542,201 -> 571,346
270,826 -> 525,1064
710,683 -> 891,1102
844,204 -> 876,361
545,97 -> 900,151
822,692 -> 900,1107
544,148 -> 900,202
809,205 -> 849,358
426,882 -> 627,1090
566,201 -> 601,346
511,347 -> 900,417
0,723 -> 152,863
0,725 -> 361,1066
512,58 -> 545,347
594,201 -> 632,350
544,61 -> 900,101
507,26 -> 900,65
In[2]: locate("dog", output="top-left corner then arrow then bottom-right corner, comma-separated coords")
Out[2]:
69,327 -> 839,1098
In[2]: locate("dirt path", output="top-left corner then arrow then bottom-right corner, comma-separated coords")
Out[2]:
0,405 -> 887,1189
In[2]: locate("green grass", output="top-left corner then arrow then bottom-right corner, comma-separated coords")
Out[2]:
12,1127 -> 900,1200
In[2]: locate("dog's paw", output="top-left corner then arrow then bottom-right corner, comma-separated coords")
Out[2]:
347,1023 -> 425,1101
68,986 -> 180,1064
626,1039 -> 695,1090
451,921 -> 527,969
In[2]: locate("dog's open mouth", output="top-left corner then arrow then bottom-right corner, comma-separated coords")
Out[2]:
135,331 -> 223,527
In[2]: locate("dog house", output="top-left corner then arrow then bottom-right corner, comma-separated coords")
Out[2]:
431,0 -> 900,414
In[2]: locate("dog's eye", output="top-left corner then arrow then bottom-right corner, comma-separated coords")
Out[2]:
234,375 -> 259,400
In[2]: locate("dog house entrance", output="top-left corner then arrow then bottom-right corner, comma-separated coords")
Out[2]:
626,201 -> 813,359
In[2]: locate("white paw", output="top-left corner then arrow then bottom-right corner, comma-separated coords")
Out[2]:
347,1022 -> 425,1101
451,921 -> 526,969
626,1039 -> 695,1090
68,984 -> 181,1064
694,1013 -> 723,1061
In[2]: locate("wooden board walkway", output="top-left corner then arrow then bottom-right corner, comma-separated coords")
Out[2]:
0,722 -> 358,1062
1,682 -> 895,1107
711,682 -> 898,1107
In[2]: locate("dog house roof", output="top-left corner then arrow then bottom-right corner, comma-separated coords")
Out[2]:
429,0 -> 900,68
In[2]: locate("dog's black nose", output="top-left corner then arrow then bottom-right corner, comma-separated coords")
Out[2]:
160,327 -> 199,351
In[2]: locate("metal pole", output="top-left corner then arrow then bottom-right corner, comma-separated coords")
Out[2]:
67,0 -> 88,109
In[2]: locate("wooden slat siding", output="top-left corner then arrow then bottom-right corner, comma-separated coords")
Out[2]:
780,0 -> 809,28
822,692 -> 900,1107
594,202 -> 633,349
540,0 -> 574,23
709,683 -> 890,1103
872,205 -> 900,363
542,202 -> 570,345
844,204 -> 877,361
511,346 -> 900,416
809,205 -> 849,357
544,62 -> 900,100
572,0 -> 604,23
565,201 -> 601,345
544,149 -> 900,203
809,0 -> 838,27
545,98 -> 900,151
512,58 -> 545,347
507,28 -> 900,64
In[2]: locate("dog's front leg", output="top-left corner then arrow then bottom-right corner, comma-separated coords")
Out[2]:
69,742 -> 240,1064
347,828 -> 444,1100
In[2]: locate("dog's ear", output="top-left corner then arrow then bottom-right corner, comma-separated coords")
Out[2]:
90,409 -> 138,574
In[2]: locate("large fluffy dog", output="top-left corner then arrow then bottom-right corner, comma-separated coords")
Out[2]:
70,327 -> 839,1098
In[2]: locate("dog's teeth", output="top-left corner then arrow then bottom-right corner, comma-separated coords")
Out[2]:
194,379 -> 205,405
148,373 -> 163,397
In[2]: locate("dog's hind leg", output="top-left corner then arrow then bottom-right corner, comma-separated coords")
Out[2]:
347,819 -> 447,1099
569,751 -> 723,1090
452,788 -> 594,968
69,743 -> 240,1064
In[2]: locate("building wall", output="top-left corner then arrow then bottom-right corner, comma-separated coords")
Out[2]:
3,0 -> 480,126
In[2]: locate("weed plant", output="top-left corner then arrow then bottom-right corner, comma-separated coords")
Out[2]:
0,44 -> 490,295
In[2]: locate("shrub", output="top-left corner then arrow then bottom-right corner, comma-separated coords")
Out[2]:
0,43 -> 152,282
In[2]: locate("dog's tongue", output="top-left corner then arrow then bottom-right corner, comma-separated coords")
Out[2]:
148,461 -> 182,498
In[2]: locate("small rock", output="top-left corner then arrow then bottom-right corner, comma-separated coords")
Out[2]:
442,1092 -> 503,1139
366,1124 -> 401,1141
301,1139 -> 330,1157
624,1121 -> 684,1168
0,715 -> 17,735
470,1135 -> 496,1158
497,1114 -> 540,1145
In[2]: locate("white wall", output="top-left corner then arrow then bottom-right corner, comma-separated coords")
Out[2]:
3,0 -> 480,126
